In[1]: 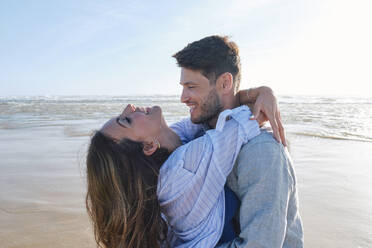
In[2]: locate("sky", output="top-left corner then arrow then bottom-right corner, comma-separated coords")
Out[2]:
1,0 -> 371,96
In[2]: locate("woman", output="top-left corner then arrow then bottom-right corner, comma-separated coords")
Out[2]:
86,90 -> 281,248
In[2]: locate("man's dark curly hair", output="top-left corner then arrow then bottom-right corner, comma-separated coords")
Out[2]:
173,35 -> 241,92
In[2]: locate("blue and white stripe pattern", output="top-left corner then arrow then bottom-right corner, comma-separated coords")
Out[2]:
158,106 -> 260,248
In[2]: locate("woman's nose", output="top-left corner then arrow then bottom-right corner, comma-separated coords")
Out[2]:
122,104 -> 135,115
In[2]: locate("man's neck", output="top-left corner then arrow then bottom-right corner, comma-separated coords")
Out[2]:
207,94 -> 239,128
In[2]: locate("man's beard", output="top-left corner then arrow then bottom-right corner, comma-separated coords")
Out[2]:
192,88 -> 223,124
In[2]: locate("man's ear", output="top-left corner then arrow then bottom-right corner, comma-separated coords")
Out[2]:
216,72 -> 233,94
143,141 -> 158,156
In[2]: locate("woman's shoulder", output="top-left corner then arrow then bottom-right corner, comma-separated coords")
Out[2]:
160,135 -> 210,173
157,144 -> 197,202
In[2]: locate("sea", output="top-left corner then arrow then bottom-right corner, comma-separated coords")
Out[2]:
0,95 -> 372,248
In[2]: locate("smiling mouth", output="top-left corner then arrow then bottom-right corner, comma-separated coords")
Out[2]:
187,104 -> 196,114
146,107 -> 151,114
134,106 -> 150,114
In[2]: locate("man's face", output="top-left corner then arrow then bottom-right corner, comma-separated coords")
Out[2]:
179,68 -> 222,124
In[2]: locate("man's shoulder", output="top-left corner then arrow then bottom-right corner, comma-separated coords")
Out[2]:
240,128 -> 283,154
235,128 -> 292,173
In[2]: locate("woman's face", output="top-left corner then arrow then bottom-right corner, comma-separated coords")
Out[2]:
101,104 -> 164,143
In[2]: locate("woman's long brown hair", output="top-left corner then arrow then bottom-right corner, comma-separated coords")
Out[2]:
86,131 -> 170,248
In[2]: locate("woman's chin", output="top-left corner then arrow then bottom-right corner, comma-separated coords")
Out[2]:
150,105 -> 163,117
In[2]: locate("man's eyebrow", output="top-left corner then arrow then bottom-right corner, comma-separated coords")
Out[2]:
179,81 -> 196,85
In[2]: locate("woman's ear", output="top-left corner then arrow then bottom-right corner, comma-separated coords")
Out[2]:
143,140 -> 158,156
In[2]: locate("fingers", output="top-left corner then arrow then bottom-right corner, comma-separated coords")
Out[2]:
277,111 -> 287,147
269,116 -> 282,144
250,93 -> 285,145
250,103 -> 261,120
256,113 -> 266,126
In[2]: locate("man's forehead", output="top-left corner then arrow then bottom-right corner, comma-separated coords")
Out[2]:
181,67 -> 202,76
180,69 -> 209,85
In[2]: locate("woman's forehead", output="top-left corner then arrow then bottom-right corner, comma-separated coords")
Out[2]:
101,117 -> 129,140
101,117 -> 116,131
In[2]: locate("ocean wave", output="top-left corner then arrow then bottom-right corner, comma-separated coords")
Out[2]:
290,132 -> 372,143
279,101 -> 372,105
1,95 -> 371,143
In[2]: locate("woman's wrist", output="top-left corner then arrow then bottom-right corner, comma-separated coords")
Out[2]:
238,86 -> 273,105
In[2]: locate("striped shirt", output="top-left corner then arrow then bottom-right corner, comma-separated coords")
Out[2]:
158,106 -> 260,248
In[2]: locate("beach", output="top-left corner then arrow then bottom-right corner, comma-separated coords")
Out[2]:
0,95 -> 371,247
289,134 -> 372,247
0,125 -> 94,247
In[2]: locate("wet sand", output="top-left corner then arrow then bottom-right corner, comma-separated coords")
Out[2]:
0,126 -> 95,247
0,126 -> 372,247
289,134 -> 372,247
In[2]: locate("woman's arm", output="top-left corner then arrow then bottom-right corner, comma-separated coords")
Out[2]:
158,106 -> 260,238
238,86 -> 287,146
182,106 -> 260,176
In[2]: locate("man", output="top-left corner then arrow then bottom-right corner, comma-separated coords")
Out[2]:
172,35 -> 304,247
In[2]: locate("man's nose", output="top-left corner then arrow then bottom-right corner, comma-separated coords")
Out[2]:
180,89 -> 190,103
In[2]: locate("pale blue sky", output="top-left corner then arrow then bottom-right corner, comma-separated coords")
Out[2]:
1,0 -> 371,96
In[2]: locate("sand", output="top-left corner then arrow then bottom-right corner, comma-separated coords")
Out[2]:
1,126 -> 371,247
289,134 -> 372,247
